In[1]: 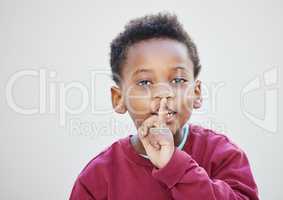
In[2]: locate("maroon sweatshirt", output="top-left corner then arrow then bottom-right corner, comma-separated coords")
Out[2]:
70,124 -> 259,200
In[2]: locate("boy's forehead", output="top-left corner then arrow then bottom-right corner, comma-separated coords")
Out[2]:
123,38 -> 193,76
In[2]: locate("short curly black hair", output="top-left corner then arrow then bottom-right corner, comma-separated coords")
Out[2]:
110,12 -> 201,85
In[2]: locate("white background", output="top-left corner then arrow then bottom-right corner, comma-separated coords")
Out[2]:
0,0 -> 282,199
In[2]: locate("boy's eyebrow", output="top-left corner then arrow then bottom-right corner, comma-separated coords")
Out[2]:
132,68 -> 153,76
171,66 -> 189,72
131,66 -> 190,76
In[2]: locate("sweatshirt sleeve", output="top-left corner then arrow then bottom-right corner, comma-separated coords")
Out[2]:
151,146 -> 259,200
69,177 -> 96,200
69,157 -> 108,200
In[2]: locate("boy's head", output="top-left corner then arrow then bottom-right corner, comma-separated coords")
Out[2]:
110,12 -> 202,135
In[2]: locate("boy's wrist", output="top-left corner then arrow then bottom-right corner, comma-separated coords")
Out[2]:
152,148 -> 192,188
154,146 -> 176,169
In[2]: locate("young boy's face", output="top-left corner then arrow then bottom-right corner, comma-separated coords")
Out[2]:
111,38 -> 202,136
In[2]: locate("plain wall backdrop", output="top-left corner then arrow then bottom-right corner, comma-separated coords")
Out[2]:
0,0 -> 282,199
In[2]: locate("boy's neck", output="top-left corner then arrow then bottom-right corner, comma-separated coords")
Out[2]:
130,129 -> 183,156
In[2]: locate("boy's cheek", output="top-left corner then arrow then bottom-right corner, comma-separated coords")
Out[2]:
131,114 -> 157,129
126,100 -> 151,115
175,93 -> 194,112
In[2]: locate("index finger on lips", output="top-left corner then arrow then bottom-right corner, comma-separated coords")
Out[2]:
158,98 -> 167,127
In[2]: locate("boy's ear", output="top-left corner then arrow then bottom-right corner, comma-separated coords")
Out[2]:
193,80 -> 202,109
111,86 -> 127,114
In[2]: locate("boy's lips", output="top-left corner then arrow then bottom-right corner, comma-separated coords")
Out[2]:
151,110 -> 177,123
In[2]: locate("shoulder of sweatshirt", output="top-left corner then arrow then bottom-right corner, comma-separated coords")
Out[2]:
190,124 -> 242,151
189,124 -> 250,176
77,139 -> 123,182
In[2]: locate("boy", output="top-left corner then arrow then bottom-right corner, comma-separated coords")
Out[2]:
70,13 -> 259,200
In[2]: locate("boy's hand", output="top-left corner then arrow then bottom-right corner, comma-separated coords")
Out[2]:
137,98 -> 175,169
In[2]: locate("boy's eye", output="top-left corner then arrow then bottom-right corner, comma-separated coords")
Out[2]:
171,77 -> 188,84
137,80 -> 152,86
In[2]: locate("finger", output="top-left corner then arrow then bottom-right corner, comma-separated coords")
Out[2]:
138,132 -> 155,152
138,126 -> 158,151
158,98 -> 167,127
138,115 -> 158,138
148,133 -> 162,149
139,125 -> 147,137
138,115 -> 162,151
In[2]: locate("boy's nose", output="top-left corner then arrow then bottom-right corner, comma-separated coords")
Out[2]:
152,83 -> 175,99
